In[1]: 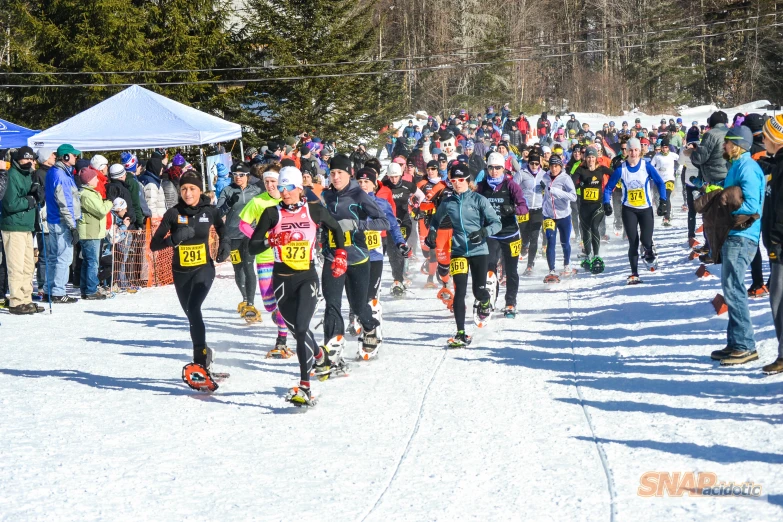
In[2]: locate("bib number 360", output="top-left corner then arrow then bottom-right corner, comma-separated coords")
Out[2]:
449,257 -> 468,276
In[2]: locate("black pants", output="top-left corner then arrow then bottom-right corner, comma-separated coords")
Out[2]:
173,262 -> 215,363
750,246 -> 765,288
0,234 -> 7,295
230,238 -> 257,305
274,269 -> 320,385
686,185 -> 698,239
579,203 -> 604,258
612,190 -> 624,231
622,206 -> 654,276
368,260 -> 383,301
487,236 -> 520,307
519,208 -> 544,268
570,201 -> 580,240
388,221 -> 410,282
322,260 -> 378,341
451,255 -> 490,331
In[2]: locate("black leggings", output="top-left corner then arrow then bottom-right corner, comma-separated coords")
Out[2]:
621,206 -> 654,276
519,208 -> 544,268
274,269 -> 320,385
487,236 -> 520,307
231,238 -> 257,305
750,246 -> 764,287
173,262 -> 215,363
612,190 -> 624,231
322,260 -> 378,341
686,185 -> 698,239
368,260 -> 383,301
388,222 -> 410,282
579,203 -> 604,258
451,255 -> 490,331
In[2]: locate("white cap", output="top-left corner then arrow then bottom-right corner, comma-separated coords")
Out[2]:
278,166 -> 303,189
387,163 -> 402,177
90,154 -> 108,170
112,197 -> 127,211
487,152 -> 505,167
541,146 -> 552,154
627,138 -> 642,150
109,164 -> 126,179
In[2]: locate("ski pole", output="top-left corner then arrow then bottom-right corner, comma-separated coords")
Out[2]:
37,205 -> 52,314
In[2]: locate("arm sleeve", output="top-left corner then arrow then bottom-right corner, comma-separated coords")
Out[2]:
646,162 -> 667,199
247,206 -> 279,256
239,220 -> 255,238
150,209 -> 175,251
734,165 -> 763,216
2,176 -> 32,214
310,204 -> 345,249
690,134 -> 712,167
550,177 -> 577,202
355,192 -> 390,231
216,189 -> 229,217
54,182 -> 77,229
603,166 -> 623,204
428,201 -> 445,232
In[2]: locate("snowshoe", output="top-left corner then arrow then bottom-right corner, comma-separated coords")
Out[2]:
643,250 -> 658,271
662,218 -> 672,227
580,257 -> 592,270
182,363 -> 220,392
447,331 -> 472,348
601,235 -> 609,242
437,285 -> 454,304
313,336 -> 349,381
243,304 -> 262,324
285,386 -> 317,407
370,299 -> 383,338
390,280 -> 406,297
347,314 -> 362,336
423,280 -> 438,289
486,271 -> 499,308
561,266 -> 577,278
627,275 -> 642,285
590,257 -> 605,275
503,305 -> 516,319
543,271 -> 560,284
473,299 -> 493,328
266,334 -> 294,359
358,328 -> 381,360
420,261 -> 430,275
748,284 -> 769,299
237,301 -> 248,314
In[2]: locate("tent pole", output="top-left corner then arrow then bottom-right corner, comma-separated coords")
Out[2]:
200,147 -> 208,190
239,139 -> 244,161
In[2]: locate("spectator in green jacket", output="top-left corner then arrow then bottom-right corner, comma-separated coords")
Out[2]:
0,147 -> 44,314
77,167 -> 113,300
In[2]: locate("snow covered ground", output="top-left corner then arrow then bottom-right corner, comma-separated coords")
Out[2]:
2,183 -> 783,521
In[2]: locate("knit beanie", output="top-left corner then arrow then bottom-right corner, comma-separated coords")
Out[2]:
763,115 -> 783,145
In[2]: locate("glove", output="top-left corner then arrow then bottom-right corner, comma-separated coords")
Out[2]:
424,229 -> 437,249
603,203 -> 613,217
397,242 -> 411,257
28,182 -> 44,205
500,204 -> 516,216
539,181 -> 546,193
468,228 -> 487,245
171,226 -> 196,244
228,191 -> 240,206
70,227 -> 80,245
338,219 -> 357,232
26,196 -> 37,210
657,199 -> 669,216
216,242 -> 231,263
770,243 -> 782,263
267,231 -> 292,247
331,248 -> 348,278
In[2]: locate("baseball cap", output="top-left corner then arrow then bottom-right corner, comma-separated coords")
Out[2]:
57,144 -> 81,158
90,154 -> 108,170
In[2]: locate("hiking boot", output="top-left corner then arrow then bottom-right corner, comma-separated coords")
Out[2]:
82,293 -> 107,300
710,347 -> 734,361
720,349 -> 759,366
762,357 -> 783,375
8,304 -> 35,315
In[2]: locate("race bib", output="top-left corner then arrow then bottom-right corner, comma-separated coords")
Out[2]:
665,181 -> 675,191
179,244 -> 207,267
230,249 -> 241,264
509,239 -> 522,258
328,230 -> 353,248
516,213 -> 529,223
583,188 -> 599,201
280,241 -> 310,271
400,226 -> 408,238
365,231 -> 382,250
543,219 -> 555,231
449,257 -> 468,276
627,188 -> 646,207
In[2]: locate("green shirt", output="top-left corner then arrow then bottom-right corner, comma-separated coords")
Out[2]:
239,192 -> 281,263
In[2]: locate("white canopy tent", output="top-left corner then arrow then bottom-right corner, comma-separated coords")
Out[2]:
28,85 -> 242,151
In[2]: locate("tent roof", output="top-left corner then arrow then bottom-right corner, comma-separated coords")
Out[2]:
28,85 -> 241,151
0,118 -> 39,149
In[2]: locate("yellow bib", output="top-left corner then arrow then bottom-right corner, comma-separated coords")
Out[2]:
627,188 -> 646,207
179,244 -> 207,267
449,257 -> 468,276
583,188 -> 599,201
280,241 -> 310,271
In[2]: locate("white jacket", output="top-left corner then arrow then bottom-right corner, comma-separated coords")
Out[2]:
143,181 -> 167,218
542,171 -> 577,219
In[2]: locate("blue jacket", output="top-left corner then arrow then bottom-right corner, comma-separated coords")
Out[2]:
45,162 -> 81,228
368,194 -> 404,261
214,172 -> 231,199
430,190 -> 501,257
725,152 -> 765,242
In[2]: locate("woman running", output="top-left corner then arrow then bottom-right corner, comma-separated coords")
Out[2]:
247,167 -> 347,407
541,155 -> 578,283
427,161 -> 501,347
515,152 -> 546,275
602,138 -> 668,284
151,170 -> 231,391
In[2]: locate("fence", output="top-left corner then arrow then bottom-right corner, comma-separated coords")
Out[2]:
110,218 -> 220,290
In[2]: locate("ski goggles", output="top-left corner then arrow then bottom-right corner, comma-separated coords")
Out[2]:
279,183 -> 298,192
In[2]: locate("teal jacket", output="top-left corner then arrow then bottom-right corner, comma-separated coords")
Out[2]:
430,189 -> 501,257
0,162 -> 36,232
725,151 -> 765,242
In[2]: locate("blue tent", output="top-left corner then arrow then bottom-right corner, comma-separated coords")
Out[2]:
0,118 -> 39,149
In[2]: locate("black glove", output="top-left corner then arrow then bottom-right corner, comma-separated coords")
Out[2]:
171,226 -> 196,245
26,196 -> 37,210
70,227 -> 80,245
28,182 -> 44,205
500,204 -> 516,216
657,199 -> 669,216
216,242 -> 231,263
227,191 -> 240,206
424,229 -> 437,249
397,242 -> 411,257
603,203 -> 613,217
468,228 -> 487,245
539,181 -> 546,193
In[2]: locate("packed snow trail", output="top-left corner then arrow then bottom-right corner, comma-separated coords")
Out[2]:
2,187 -> 783,521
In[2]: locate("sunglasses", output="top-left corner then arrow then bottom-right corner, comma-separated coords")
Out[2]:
279,184 -> 297,192
528,162 -> 540,166
621,148 -> 628,151
439,159 -> 447,162
487,165 -> 504,170
427,167 -> 438,170
233,173 -> 247,177
451,177 -> 469,183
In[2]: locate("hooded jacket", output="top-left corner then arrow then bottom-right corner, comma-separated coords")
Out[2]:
541,170 -> 577,219
45,161 -> 82,228
429,189 -> 501,257
691,123 -> 729,184
138,160 -> 167,218
0,161 -> 36,232
515,166 -> 546,210
77,185 -> 113,240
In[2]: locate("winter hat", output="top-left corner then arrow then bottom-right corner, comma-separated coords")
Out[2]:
387,163 -> 403,178
457,154 -> 469,164
120,152 -> 138,172
12,146 -> 36,162
487,152 -> 505,167
392,156 -> 407,166
355,167 -> 377,184
549,155 -> 563,167
171,153 -> 186,167
280,158 -> 296,168
166,165 -> 183,181
245,147 -> 258,158
179,170 -> 203,191
278,166 -> 303,189
742,113 -> 765,135
541,146 -> 552,154
724,125 -> 753,151
437,152 -> 448,162
528,153 -> 541,164
78,166 -> 100,185
112,198 -> 127,212
763,114 -> 783,145
426,160 -> 438,170
109,164 -> 126,179
498,140 -> 510,149
146,157 -> 164,176
465,139 -> 475,150
329,154 -> 352,172
90,154 -> 108,170
298,144 -> 310,155
215,163 -> 229,178
321,144 -> 335,157
35,148 -> 56,163
448,161 -> 470,179
262,168 -> 279,180
707,111 -> 728,128
627,138 -> 642,150
584,147 -> 598,158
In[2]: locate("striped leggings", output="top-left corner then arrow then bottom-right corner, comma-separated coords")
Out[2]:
257,262 -> 288,337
